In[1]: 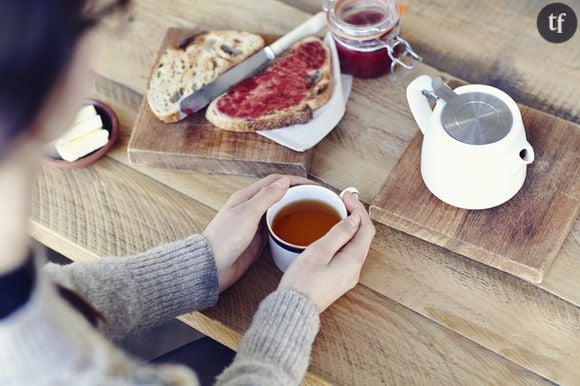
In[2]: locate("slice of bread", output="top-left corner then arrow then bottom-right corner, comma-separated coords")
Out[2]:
147,31 -> 264,123
206,36 -> 332,132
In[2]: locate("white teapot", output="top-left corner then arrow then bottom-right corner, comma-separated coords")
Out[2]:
406,75 -> 534,210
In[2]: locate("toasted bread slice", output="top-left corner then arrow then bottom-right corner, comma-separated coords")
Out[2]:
206,36 -> 332,132
147,31 -> 264,123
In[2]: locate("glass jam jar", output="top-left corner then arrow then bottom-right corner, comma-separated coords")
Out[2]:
323,0 -> 421,78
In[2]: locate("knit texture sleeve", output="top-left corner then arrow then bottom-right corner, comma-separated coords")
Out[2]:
44,234 -> 219,341
0,259 -> 201,386
216,290 -> 320,386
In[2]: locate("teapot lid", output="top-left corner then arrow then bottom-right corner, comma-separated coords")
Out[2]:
440,92 -> 513,145
430,78 -> 513,145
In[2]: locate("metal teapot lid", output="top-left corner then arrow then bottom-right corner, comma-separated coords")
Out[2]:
430,78 -> 513,145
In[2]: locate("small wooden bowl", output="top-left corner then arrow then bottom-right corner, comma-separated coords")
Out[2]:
43,99 -> 120,169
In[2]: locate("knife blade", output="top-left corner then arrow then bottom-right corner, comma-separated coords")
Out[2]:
178,11 -> 327,119
178,49 -> 273,119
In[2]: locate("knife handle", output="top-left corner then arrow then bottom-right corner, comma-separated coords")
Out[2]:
269,12 -> 327,57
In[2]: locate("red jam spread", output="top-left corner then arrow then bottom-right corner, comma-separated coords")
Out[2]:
335,10 -> 394,78
216,40 -> 327,119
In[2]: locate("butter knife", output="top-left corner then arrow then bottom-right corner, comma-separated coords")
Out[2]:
178,12 -> 327,119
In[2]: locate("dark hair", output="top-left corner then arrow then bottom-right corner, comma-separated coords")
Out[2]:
0,0 -> 129,157
1,0 -> 128,324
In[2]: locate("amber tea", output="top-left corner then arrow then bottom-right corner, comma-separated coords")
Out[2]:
272,199 -> 342,246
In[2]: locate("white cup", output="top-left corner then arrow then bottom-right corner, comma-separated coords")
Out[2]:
266,185 -> 359,272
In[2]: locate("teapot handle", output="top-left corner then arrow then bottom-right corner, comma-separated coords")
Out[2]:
406,75 -> 436,135
518,141 -> 535,164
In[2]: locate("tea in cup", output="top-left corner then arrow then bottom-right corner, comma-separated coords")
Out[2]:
266,185 -> 359,271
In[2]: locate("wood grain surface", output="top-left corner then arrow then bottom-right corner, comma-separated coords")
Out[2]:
29,0 -> 580,384
370,104 -> 580,283
86,72 -> 580,384
128,28 -> 311,177
30,157 -> 550,386
82,72 -> 580,383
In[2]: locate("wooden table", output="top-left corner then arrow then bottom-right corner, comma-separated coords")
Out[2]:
30,1 -> 579,384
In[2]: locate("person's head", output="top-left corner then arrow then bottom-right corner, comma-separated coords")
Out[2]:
0,0 -> 129,160
0,0 -> 130,327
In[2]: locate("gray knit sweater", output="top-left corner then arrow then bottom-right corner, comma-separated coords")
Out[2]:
0,235 -> 320,385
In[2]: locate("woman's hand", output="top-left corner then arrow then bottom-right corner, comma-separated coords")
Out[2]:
278,192 -> 375,313
204,174 -> 313,292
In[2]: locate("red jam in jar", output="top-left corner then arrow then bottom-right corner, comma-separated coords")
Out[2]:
326,0 -> 419,78
343,9 -> 385,25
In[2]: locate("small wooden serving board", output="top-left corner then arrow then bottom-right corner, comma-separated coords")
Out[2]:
128,28 -> 310,177
370,89 -> 580,284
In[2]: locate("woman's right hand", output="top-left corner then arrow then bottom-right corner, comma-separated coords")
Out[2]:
278,192 -> 376,313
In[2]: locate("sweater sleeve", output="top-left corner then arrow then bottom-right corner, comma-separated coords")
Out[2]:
44,234 -> 219,341
0,259 -> 201,386
216,290 -> 320,386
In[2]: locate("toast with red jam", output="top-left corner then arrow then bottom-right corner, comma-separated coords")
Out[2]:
206,36 -> 332,132
147,31 -> 265,123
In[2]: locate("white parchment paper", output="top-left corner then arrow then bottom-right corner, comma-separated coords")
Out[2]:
257,33 -> 353,152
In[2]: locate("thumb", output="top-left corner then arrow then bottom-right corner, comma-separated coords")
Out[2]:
239,176 -> 289,219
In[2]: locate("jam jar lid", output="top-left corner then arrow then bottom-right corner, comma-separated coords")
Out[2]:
326,0 -> 400,41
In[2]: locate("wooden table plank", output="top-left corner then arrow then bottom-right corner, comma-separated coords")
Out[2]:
541,220 -> 580,305
30,156 -> 550,385
88,74 -> 580,384
91,66 -> 580,308
281,0 -> 580,124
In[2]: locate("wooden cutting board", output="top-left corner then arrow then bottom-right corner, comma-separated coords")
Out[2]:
370,92 -> 580,284
128,28 -> 310,177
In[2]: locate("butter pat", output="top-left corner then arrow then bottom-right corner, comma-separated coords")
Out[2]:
57,114 -> 103,145
72,104 -> 98,126
56,129 -> 110,162
54,104 -> 111,162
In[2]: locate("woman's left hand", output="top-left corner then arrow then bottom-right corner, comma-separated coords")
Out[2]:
203,174 -> 313,292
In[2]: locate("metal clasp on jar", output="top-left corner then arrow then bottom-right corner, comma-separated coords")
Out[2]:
384,35 -> 422,72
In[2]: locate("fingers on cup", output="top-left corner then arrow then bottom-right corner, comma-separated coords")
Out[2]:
333,218 -> 375,270
343,191 -> 364,213
342,192 -> 374,231
329,208 -> 375,279
308,214 -> 361,263
227,174 -> 315,208
239,177 -> 290,215
286,175 -> 317,187
227,174 -> 282,207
